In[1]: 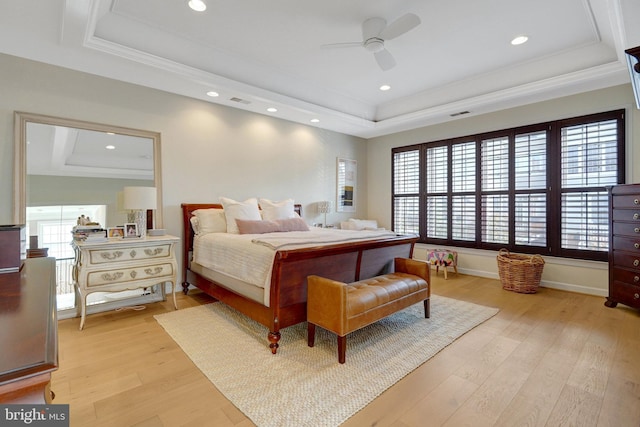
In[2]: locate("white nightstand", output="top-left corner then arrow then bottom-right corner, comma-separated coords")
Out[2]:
72,235 -> 180,330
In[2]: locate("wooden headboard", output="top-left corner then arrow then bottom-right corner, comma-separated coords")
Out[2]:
180,203 -> 302,284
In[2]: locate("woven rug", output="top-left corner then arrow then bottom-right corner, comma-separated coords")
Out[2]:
154,295 -> 498,427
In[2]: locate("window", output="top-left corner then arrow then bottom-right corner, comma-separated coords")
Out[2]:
392,110 -> 624,261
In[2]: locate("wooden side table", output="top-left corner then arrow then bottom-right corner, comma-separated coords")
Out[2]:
72,235 -> 179,330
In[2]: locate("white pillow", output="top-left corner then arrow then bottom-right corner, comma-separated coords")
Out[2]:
192,209 -> 226,235
219,197 -> 261,234
259,198 -> 296,221
342,219 -> 379,230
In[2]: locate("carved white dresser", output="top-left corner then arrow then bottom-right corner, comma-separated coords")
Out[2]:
71,235 -> 179,329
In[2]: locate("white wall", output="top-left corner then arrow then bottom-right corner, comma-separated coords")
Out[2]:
367,84 -> 640,296
3,52 -> 639,297
0,53 -> 367,272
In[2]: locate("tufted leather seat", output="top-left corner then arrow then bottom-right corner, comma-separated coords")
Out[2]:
307,258 -> 430,363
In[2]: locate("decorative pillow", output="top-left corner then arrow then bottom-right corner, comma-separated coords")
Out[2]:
236,219 -> 281,234
276,217 -> 309,232
192,209 -> 226,235
259,198 -> 296,221
236,217 -> 309,234
220,197 -> 261,234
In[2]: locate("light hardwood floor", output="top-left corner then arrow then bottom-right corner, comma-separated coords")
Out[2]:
52,272 -> 640,426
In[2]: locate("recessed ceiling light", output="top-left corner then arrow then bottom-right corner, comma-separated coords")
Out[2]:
511,35 -> 528,45
267,107 -> 278,113
188,0 -> 206,12
310,118 -> 320,123
379,85 -> 391,91
206,91 -> 219,97
105,145 -> 115,150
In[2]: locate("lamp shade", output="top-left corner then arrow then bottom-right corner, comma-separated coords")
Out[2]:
317,201 -> 332,214
123,187 -> 157,210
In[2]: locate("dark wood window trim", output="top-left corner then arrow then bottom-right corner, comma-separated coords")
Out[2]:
392,109 -> 625,262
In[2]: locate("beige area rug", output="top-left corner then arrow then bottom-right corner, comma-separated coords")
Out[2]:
154,296 -> 498,427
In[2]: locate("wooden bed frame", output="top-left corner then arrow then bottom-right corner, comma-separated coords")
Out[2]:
181,203 -> 417,354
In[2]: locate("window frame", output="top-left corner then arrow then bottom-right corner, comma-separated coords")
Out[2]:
391,109 -> 625,262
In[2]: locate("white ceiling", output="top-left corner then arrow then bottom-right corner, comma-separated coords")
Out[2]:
26,122 -> 154,180
1,0 -> 639,138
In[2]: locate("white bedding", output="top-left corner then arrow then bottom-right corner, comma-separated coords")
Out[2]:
193,228 -> 398,306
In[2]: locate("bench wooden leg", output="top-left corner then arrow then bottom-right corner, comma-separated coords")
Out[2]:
424,299 -> 430,318
307,323 -> 316,347
338,335 -> 347,364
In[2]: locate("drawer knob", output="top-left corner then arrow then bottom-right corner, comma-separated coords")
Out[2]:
635,228 -> 640,233
635,259 -> 640,267
635,243 -> 640,249
635,293 -> 640,300
635,276 -> 640,283
635,199 -> 640,205
635,213 -> 640,220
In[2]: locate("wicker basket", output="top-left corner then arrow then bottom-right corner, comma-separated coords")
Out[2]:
497,249 -> 545,294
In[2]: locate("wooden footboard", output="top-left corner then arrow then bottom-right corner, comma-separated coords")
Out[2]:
181,203 -> 417,354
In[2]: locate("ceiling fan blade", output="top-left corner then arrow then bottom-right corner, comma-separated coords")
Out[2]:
379,13 -> 421,40
374,49 -> 396,71
362,17 -> 387,41
321,41 -> 362,49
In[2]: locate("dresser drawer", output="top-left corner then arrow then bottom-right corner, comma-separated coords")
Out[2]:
610,280 -> 640,309
87,243 -> 173,265
612,235 -> 640,252
612,221 -> 640,237
610,266 -> 640,286
612,250 -> 640,270
612,208 -> 640,222
612,194 -> 640,209
86,262 -> 175,287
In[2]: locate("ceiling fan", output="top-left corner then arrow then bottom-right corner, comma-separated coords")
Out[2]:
322,13 -> 421,71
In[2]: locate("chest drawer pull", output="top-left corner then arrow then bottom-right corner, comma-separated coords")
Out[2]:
635,228 -> 640,233
635,243 -> 640,249
635,213 -> 640,220
634,259 -> 640,267
635,199 -> 640,205
635,276 -> 640,283
635,293 -> 640,300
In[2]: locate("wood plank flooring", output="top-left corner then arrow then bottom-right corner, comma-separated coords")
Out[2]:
51,272 -> 640,426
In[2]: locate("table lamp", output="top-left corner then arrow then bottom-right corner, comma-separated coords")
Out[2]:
123,186 -> 157,237
317,201 -> 332,228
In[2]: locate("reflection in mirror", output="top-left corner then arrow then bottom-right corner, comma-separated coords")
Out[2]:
14,112 -> 162,311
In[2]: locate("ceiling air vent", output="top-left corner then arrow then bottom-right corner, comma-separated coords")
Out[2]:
229,97 -> 251,105
450,111 -> 470,117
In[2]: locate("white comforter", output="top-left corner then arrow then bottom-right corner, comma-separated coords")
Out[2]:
193,228 -> 397,304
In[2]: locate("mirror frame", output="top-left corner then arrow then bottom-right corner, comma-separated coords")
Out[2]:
13,111 -> 163,228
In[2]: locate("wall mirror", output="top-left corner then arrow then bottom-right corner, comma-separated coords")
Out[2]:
13,112 -> 162,312
14,111 -> 162,228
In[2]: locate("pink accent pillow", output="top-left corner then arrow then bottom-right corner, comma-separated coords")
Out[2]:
236,217 -> 309,234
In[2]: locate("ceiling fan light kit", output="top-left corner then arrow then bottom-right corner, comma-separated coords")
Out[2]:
322,13 -> 421,71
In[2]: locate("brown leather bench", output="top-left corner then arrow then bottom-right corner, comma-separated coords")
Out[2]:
307,258 -> 430,363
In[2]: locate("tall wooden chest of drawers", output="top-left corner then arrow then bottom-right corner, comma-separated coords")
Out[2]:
607,184 -> 640,309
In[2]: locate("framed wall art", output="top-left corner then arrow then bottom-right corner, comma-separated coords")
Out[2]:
337,157 -> 356,213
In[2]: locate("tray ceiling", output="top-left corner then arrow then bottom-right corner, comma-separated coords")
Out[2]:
1,0 -> 639,138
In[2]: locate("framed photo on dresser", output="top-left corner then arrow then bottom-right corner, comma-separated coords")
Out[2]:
124,223 -> 138,238
107,227 -> 124,238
